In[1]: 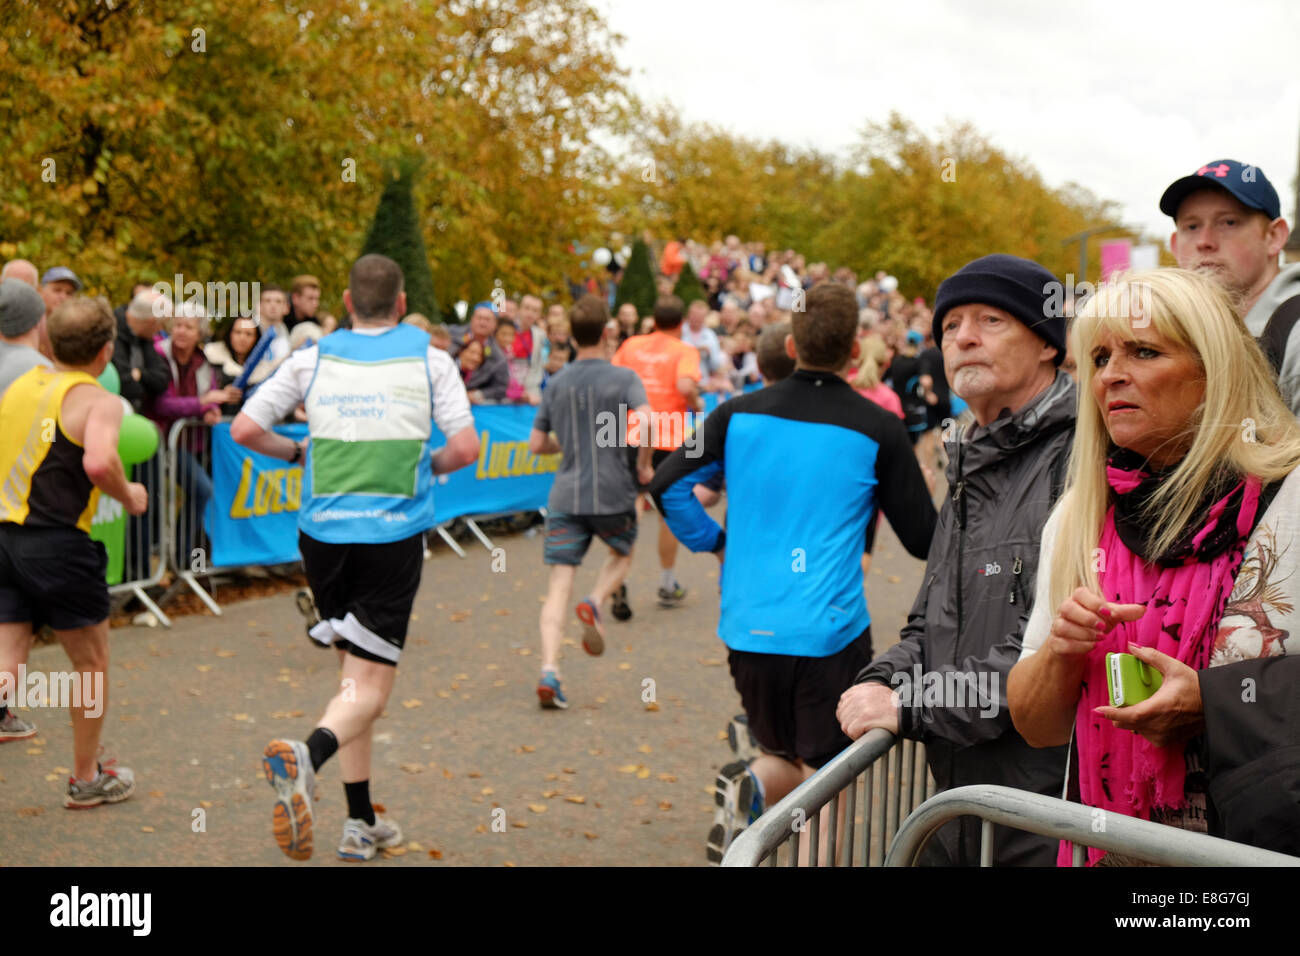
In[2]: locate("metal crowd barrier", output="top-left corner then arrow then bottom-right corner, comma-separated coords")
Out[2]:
885,785 -> 1300,867
722,729 -> 934,867
110,454 -> 172,627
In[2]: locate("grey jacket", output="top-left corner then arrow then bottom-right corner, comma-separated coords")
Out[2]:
857,370 -> 1076,866
1243,262 -> 1300,418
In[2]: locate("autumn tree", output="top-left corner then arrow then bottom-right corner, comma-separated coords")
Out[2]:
673,260 -> 706,307
614,238 -> 656,320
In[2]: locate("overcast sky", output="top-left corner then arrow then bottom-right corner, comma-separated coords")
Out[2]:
600,0 -> 1300,251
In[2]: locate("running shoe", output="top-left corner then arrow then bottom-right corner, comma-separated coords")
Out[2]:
610,583 -> 632,621
65,760 -> 136,809
537,671 -> 568,710
727,714 -> 761,763
338,816 -> 404,861
295,588 -> 328,649
263,739 -> 315,860
657,583 -> 687,608
706,760 -> 764,865
0,710 -> 37,742
575,598 -> 604,656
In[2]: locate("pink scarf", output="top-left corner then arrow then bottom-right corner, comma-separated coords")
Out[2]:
1059,455 -> 1260,866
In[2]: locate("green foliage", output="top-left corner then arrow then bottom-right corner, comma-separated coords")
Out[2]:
614,238 -> 656,320
360,159 -> 440,321
672,260 -> 705,306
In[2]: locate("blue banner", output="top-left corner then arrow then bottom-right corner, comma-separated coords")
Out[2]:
205,406 -> 560,568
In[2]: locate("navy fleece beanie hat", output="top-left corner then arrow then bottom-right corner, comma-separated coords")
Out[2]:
932,254 -> 1065,366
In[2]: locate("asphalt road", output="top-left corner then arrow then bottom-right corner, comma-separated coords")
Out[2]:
0,507 -> 927,867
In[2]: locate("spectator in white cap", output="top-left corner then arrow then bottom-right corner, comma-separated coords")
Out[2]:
0,278 -> 53,394
40,266 -> 82,317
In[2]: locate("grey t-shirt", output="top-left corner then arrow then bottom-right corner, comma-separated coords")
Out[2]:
534,358 -> 647,515
0,342 -> 53,396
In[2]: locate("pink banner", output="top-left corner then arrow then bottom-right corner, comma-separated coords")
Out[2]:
1100,240 -> 1132,280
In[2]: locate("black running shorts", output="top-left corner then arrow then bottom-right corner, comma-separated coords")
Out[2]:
297,531 -> 423,666
0,523 -> 109,631
727,627 -> 873,770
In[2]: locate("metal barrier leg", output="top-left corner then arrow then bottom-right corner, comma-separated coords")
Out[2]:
435,523 -> 467,558
178,570 -> 223,616
980,820 -> 994,867
129,584 -> 171,628
807,808 -> 820,867
788,830 -> 800,867
464,518 -> 495,552
826,791 -> 839,868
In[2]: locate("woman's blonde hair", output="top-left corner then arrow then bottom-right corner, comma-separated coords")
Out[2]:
852,335 -> 889,391
1048,267 -> 1300,610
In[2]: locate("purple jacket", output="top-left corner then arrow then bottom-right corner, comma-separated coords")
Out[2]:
149,338 -> 219,450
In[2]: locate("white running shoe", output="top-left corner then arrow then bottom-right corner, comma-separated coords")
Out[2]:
338,816 -> 405,861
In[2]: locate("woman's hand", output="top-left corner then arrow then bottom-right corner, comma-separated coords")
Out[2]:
1094,643 -> 1204,748
1046,587 -> 1146,658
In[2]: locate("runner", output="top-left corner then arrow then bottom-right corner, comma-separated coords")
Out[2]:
231,254 -> 479,861
0,296 -> 148,805
611,294 -> 701,607
648,283 -> 937,863
528,295 -> 652,708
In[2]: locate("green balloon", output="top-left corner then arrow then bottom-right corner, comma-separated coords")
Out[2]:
98,362 -> 120,395
118,413 -> 159,466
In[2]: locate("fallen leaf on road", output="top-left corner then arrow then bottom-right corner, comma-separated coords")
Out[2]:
44,773 -> 58,782
703,786 -> 716,797
595,697 -> 608,704
233,713 -> 250,721
637,744 -> 652,754
657,773 -> 677,783
407,841 -> 423,851
562,767 -> 576,774
504,861 -> 516,867
617,764 -> 639,774
437,691 -> 450,698
517,744 -> 535,753
54,766 -> 69,774
475,824 -> 488,834
200,801 -> 213,808
195,665 -> 212,672
400,763 -> 425,774
493,608 -> 511,616
443,768 -> 454,778
141,826 -> 154,833
636,768 -> 650,779
454,673 -> 469,681
588,749 -> 602,756
697,658 -> 723,666
528,804 -> 547,813
467,771 -> 482,778
519,648 -> 532,656
716,730 -> 728,740
565,795 -> 586,804
159,709 -> 168,716
645,702 -> 660,711
480,787 -> 494,796
402,699 -> 422,708
492,680 -> 506,687
511,821 -> 528,829
150,790 -> 164,798
382,846 -> 407,857
372,803 -> 387,813
17,807 -> 44,817
658,801 -> 672,811
584,831 -> 598,840
888,575 -> 902,583
216,649 -> 236,658
428,848 -> 443,859
632,796 -> 647,806
542,789 -> 560,798
617,663 -> 631,670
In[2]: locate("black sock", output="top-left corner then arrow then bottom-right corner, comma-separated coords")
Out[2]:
344,780 -> 375,825
0,706 -> 8,721
306,727 -> 338,772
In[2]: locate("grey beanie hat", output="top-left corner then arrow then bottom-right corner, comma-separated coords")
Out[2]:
0,278 -> 46,338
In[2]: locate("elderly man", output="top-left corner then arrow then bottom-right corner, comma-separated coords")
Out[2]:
449,301 -> 510,402
0,279 -> 52,394
39,266 -> 82,316
680,299 -> 733,394
836,254 -> 1075,866
0,259 -> 40,288
1160,159 -> 1300,414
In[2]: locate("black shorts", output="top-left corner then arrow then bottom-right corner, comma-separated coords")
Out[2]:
727,627 -> 873,769
298,531 -> 423,666
543,512 -> 637,566
0,523 -> 109,631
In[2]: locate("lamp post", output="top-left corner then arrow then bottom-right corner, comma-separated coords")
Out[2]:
1062,223 -> 1126,284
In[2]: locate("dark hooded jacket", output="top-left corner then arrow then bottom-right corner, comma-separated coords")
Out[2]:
856,370 -> 1076,866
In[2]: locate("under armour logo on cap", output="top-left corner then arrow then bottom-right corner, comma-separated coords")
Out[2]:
1196,163 -> 1230,178
1159,158 -> 1282,221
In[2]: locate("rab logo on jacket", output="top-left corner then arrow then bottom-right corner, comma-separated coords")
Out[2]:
977,562 -> 1002,576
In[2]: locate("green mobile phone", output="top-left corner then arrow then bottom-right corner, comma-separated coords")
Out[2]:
1106,652 -> 1163,708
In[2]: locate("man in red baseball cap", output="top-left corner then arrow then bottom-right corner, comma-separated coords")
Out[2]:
1161,159 -> 1300,414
